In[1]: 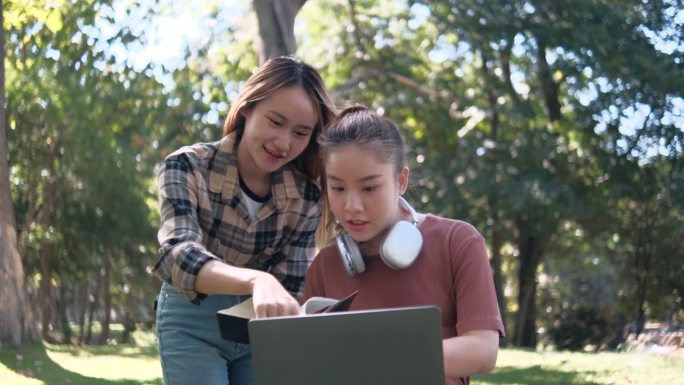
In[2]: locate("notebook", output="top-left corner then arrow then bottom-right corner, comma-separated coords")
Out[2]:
217,291 -> 358,344
248,305 -> 445,385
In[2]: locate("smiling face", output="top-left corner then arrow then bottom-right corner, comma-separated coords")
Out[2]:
325,145 -> 409,253
237,85 -> 318,182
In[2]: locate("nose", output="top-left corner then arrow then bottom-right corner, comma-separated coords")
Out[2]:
273,132 -> 291,154
344,192 -> 363,212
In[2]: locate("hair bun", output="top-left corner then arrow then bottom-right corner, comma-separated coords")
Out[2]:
337,103 -> 369,119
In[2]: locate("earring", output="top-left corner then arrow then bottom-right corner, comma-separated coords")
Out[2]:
333,220 -> 344,234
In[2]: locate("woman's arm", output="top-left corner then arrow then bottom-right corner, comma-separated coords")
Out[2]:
442,329 -> 500,377
195,260 -> 300,318
443,224 -> 505,377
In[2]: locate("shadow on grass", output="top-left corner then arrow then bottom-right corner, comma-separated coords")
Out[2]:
473,364 -> 602,385
0,341 -> 162,385
47,338 -> 160,359
45,327 -> 161,359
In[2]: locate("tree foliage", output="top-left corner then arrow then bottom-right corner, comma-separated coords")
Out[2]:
296,0 -> 684,347
2,0 -> 682,351
4,0 -> 166,344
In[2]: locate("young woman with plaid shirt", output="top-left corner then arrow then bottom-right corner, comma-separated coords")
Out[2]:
152,56 -> 336,385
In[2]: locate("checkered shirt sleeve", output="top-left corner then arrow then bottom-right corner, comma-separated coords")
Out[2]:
153,154 -> 219,303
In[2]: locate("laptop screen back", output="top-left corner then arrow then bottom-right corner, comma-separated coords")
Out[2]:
248,306 -> 445,385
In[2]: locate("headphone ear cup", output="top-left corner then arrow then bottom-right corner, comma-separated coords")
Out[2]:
379,220 -> 423,269
335,233 -> 366,276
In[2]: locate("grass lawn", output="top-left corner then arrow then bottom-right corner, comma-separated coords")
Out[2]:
0,328 -> 162,385
1,328 -> 682,385
472,348 -> 683,385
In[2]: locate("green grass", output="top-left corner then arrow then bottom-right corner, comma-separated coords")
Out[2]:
2,329 -> 682,385
0,328 -> 162,385
473,348 -> 684,385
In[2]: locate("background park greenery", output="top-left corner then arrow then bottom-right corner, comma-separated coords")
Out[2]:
0,0 -> 682,378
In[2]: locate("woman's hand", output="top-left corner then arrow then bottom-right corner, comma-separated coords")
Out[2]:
250,272 -> 301,318
195,260 -> 299,317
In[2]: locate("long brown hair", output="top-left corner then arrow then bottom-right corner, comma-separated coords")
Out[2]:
222,56 -> 337,180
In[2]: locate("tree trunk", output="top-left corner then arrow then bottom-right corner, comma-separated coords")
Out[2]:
252,0 -> 307,64
499,40 -> 522,108
85,272 -> 101,344
121,291 -> 137,344
0,0 -> 39,347
490,225 -> 507,341
39,248 -> 54,341
38,138 -> 57,342
77,279 -> 87,345
485,85 -> 508,341
534,38 -> 562,122
57,283 -> 72,344
99,254 -> 112,344
513,235 -> 546,348
633,206 -> 655,336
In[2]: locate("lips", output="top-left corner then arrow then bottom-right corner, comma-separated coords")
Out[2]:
345,220 -> 368,234
264,146 -> 286,160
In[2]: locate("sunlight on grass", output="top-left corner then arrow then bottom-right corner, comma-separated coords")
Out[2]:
45,329 -> 162,382
473,349 -> 684,385
0,328 -> 163,385
45,350 -> 161,381
0,361 -> 42,385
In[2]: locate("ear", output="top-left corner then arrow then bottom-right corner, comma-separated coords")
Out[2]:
240,106 -> 253,119
398,166 -> 410,194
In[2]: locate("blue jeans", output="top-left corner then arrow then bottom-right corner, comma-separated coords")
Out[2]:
155,282 -> 254,385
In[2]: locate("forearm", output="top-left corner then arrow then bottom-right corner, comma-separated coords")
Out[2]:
442,330 -> 500,378
196,260 -> 300,317
195,260 -> 269,295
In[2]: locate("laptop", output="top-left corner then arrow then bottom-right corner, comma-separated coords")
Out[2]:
248,306 -> 445,385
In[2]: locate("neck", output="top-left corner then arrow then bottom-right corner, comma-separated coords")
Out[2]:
356,197 -> 421,256
358,205 -> 405,256
240,169 -> 271,197
236,145 -> 271,197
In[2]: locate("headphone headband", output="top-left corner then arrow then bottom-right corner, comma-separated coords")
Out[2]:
398,196 -> 418,225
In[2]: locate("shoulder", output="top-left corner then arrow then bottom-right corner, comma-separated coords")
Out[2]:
419,214 -> 489,267
165,140 -> 222,160
279,164 -> 321,204
309,243 -> 339,269
318,243 -> 339,258
419,214 -> 484,241
290,164 -> 322,203
300,176 -> 321,203
163,140 -> 222,171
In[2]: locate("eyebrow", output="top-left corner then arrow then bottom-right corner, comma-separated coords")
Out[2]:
268,110 -> 315,131
327,174 -> 383,182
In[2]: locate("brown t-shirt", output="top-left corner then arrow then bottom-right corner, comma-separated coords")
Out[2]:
303,214 -> 505,385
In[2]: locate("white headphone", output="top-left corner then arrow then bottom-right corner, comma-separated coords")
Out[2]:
335,196 -> 423,277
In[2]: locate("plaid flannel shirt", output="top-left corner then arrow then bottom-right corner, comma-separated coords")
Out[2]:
152,132 -> 321,303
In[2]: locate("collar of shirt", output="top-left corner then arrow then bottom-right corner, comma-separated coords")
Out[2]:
207,132 -> 305,210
